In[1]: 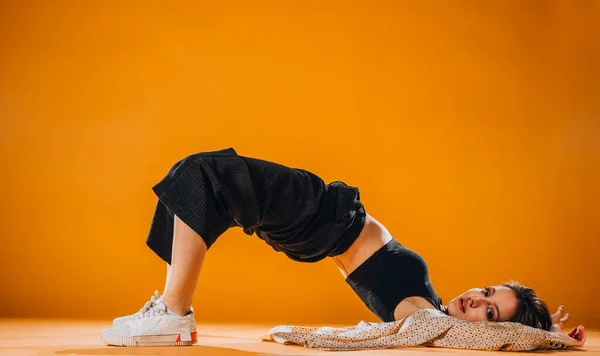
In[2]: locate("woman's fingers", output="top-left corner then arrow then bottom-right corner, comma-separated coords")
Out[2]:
551,305 -> 564,324
569,326 -> 585,341
580,326 -> 587,345
568,326 -> 578,338
575,326 -> 586,341
551,306 -> 569,327
563,326 -> 586,347
573,326 -> 586,345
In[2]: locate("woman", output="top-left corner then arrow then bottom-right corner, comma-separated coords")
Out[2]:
101,148 -> 586,348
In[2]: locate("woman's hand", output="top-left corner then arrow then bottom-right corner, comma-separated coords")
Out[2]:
559,325 -> 586,347
550,306 -> 585,347
550,305 -> 569,332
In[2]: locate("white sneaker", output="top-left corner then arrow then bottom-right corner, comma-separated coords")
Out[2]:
112,291 -> 162,327
101,300 -> 197,347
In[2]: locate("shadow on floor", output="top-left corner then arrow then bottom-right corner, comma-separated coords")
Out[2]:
55,345 -> 265,356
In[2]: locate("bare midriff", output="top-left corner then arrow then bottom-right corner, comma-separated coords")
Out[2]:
331,213 -> 394,279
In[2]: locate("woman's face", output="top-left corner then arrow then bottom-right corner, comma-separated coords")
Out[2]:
447,286 -> 519,322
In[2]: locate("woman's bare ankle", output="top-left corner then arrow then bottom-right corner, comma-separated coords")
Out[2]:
160,295 -> 192,316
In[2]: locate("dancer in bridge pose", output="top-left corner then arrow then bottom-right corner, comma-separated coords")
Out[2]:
101,148 -> 585,348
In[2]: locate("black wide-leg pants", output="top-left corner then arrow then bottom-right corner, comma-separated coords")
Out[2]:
146,148 -> 366,264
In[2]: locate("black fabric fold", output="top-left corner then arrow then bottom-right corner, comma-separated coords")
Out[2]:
146,148 -> 366,264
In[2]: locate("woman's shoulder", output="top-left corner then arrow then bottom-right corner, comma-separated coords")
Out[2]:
393,297 -> 438,321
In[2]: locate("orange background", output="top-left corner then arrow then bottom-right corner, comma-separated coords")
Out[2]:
1,0 -> 599,328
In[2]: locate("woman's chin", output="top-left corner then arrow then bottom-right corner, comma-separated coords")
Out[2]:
446,302 -> 456,317
448,304 -> 465,320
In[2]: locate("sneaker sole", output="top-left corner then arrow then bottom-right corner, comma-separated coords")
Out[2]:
101,330 -> 198,347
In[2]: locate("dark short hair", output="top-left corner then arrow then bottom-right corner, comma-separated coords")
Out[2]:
502,281 -> 552,330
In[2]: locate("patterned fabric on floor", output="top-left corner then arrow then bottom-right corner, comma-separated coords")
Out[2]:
268,309 -> 568,351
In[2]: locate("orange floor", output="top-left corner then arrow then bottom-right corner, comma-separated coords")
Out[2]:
1,319 -> 598,356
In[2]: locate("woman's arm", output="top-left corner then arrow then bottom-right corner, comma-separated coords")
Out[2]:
430,319 -> 585,350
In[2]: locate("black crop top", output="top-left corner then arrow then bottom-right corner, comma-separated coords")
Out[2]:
345,239 -> 443,322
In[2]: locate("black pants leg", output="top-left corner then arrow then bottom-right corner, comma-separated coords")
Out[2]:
145,148 -> 366,264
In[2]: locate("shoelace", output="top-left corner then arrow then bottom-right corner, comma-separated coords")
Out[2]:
133,303 -> 167,319
133,290 -> 161,317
